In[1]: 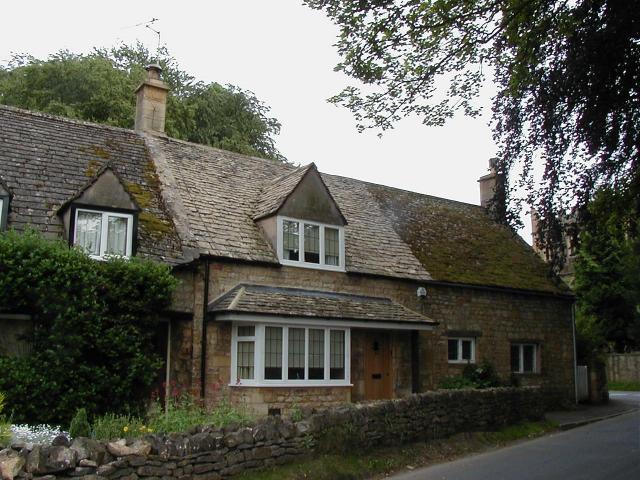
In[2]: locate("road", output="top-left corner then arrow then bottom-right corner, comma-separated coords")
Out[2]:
391,396 -> 640,480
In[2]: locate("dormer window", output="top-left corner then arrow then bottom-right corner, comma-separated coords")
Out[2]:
74,208 -> 133,259
278,216 -> 345,271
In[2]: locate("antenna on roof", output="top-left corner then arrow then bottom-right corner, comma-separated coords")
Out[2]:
142,18 -> 161,62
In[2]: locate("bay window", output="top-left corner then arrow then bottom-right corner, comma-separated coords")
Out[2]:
231,323 -> 350,386
278,216 -> 345,271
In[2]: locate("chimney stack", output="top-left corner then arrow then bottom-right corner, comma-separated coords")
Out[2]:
134,64 -> 169,134
478,157 -> 500,209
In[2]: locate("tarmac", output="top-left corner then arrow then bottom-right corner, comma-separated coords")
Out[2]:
545,390 -> 640,430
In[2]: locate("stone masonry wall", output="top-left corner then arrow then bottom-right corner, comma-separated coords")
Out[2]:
169,261 -> 575,410
0,387 -> 547,480
606,353 -> 640,383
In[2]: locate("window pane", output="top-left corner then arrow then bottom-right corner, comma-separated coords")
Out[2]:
264,327 -> 283,379
461,340 -> 472,361
237,326 -> 255,337
288,328 -> 305,380
510,345 -> 520,372
448,339 -> 459,361
304,224 -> 320,263
283,220 -> 299,261
76,211 -> 102,256
237,341 -> 254,380
330,330 -> 345,380
308,329 -> 325,379
523,345 -> 535,372
106,216 -> 128,256
325,227 -> 340,266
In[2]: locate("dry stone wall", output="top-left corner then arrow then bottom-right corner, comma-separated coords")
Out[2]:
1,387 -> 547,480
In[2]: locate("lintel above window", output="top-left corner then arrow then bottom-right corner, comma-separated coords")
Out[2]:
277,216 -> 345,271
73,207 -> 134,259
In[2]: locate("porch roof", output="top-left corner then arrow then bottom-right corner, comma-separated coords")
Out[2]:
208,284 -> 437,328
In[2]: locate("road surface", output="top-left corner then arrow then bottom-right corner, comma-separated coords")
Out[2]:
391,398 -> 639,480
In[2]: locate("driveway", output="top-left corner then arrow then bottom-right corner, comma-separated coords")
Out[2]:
390,406 -> 640,480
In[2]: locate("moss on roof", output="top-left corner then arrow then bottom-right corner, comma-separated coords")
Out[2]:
367,184 -> 568,294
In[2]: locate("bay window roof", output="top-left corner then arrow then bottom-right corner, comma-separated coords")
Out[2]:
208,284 -> 437,329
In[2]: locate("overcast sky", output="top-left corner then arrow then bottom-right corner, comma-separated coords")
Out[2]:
0,0 -> 532,240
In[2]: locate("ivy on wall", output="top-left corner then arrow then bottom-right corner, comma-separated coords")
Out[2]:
0,230 -> 177,425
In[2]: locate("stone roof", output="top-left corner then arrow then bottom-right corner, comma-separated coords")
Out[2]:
0,105 -> 185,264
0,105 -> 565,293
208,284 -> 437,325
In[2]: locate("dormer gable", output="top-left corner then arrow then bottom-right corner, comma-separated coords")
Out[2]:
254,163 -> 346,225
58,166 -> 140,259
60,166 -> 140,213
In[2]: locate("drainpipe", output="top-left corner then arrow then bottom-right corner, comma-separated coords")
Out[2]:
200,259 -> 210,401
571,302 -> 578,404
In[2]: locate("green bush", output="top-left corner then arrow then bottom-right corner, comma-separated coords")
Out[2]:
69,408 -> 91,439
439,361 -> 503,390
0,392 -> 11,447
0,230 -> 177,425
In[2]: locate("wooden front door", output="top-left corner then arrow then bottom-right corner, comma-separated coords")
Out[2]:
364,332 -> 393,400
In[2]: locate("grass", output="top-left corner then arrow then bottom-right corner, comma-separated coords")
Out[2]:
234,421 -> 558,480
608,381 -> 640,391
90,395 -> 253,441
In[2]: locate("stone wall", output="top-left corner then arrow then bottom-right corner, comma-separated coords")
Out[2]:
0,387 -> 546,480
606,353 -> 640,383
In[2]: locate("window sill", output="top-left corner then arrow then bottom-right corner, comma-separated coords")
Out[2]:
229,382 -> 353,388
448,360 -> 476,365
279,260 -> 346,273
512,372 -> 541,376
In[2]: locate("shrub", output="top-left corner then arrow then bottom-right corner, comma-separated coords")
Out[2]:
69,408 -> 91,439
0,230 -> 177,425
439,361 -> 503,390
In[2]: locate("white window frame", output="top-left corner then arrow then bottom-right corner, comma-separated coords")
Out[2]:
73,208 -> 134,260
0,197 -> 4,229
276,216 -> 345,272
511,343 -> 538,374
230,322 -> 351,387
447,337 -> 476,364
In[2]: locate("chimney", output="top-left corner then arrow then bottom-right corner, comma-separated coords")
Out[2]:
478,157 -> 499,208
134,64 -> 169,134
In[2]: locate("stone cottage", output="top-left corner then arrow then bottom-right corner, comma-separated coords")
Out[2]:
0,65 -> 576,414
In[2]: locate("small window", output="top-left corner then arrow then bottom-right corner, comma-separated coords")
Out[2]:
278,217 -> 344,271
511,343 -> 538,373
308,328 -> 325,380
330,330 -> 345,380
447,337 -> 475,363
288,327 -> 305,380
74,208 -> 133,259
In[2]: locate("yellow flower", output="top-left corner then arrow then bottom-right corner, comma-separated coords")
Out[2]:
147,428 -> 154,433
123,425 -> 129,432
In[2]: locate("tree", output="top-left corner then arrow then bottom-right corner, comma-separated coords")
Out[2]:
574,187 -> 640,353
306,0 -> 639,266
0,43 -> 286,162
